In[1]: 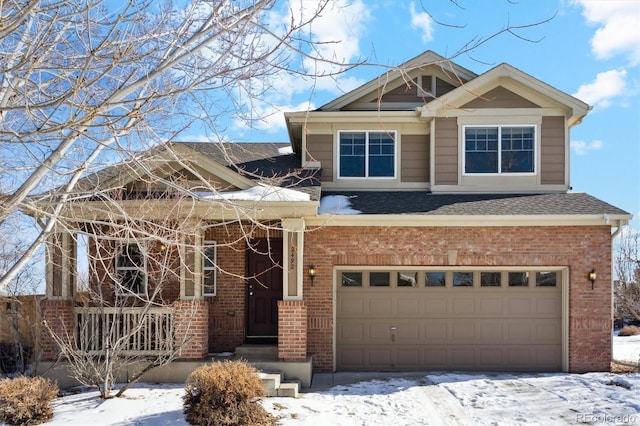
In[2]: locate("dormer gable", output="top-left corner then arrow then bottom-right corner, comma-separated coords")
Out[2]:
319,50 -> 477,112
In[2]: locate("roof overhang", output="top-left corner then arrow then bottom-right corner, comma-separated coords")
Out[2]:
305,214 -> 631,228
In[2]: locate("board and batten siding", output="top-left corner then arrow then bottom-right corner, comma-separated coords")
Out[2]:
401,134 -> 429,183
306,134 -> 334,182
540,116 -> 565,185
434,117 -> 458,185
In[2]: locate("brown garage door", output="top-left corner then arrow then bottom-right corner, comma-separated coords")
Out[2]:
336,269 -> 562,371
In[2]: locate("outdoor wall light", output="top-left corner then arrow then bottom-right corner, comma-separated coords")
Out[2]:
588,269 -> 597,289
308,265 -> 316,285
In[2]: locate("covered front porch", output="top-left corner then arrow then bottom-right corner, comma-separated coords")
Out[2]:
38,217 -> 314,386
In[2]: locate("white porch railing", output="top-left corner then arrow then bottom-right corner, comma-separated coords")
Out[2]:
75,307 -> 174,356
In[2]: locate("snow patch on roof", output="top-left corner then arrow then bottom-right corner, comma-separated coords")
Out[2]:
318,195 -> 361,215
278,145 -> 294,155
200,184 -> 310,202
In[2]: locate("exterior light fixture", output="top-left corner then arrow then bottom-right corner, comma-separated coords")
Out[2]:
588,269 -> 597,289
308,265 -> 316,285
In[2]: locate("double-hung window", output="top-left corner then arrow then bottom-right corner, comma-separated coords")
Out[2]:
115,244 -> 146,295
203,241 -> 216,296
464,125 -> 535,174
338,131 -> 396,178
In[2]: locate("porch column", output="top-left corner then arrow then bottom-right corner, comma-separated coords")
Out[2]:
41,231 -> 76,361
175,229 -> 208,359
279,219 -> 307,361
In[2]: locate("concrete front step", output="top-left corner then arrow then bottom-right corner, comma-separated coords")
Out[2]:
235,344 -> 278,358
259,372 -> 300,398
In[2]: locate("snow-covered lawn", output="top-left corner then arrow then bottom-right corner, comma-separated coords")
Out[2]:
43,336 -> 640,425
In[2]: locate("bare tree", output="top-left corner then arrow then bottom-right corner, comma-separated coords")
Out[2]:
614,230 -> 640,324
0,0 -> 348,289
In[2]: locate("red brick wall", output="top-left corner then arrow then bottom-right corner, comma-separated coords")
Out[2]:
174,300 -> 208,359
303,225 -> 612,372
40,299 -> 74,361
278,300 -> 307,361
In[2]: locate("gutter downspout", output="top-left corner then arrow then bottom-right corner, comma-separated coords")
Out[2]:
610,219 -> 627,362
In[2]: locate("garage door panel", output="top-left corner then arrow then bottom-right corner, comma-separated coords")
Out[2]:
424,297 -> 448,314
337,271 -> 563,371
396,297 -> 421,317
338,322 -> 366,343
369,297 -> 393,316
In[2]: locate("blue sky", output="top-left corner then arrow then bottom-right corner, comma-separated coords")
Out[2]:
200,0 -> 639,228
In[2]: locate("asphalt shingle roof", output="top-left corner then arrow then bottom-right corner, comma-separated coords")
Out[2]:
321,191 -> 630,216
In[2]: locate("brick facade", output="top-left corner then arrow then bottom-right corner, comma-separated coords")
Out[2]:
40,299 -> 74,361
303,225 -> 612,372
278,300 -> 307,361
174,300 -> 208,359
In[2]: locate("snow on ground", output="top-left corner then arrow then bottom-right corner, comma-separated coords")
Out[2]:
614,333 -> 640,363
43,337 -> 640,425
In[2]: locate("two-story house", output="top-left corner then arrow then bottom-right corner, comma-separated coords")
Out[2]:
37,51 -> 631,383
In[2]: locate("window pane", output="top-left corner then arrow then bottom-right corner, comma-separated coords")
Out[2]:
341,272 -> 362,287
117,245 -> 142,268
425,272 -> 446,287
370,272 -> 390,287
465,128 -> 498,173
536,271 -> 557,287
398,272 -> 417,287
501,127 -> 534,173
339,132 -> 366,177
121,270 -> 143,294
203,271 -> 216,294
508,272 -> 529,287
453,272 -> 473,287
481,272 -> 501,287
203,246 -> 216,269
368,132 -> 395,177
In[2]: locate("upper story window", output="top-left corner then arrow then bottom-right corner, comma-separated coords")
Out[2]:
464,125 -> 535,174
203,241 -> 216,296
115,244 -> 146,296
338,131 -> 396,178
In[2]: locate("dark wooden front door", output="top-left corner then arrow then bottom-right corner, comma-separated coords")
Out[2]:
246,238 -> 282,339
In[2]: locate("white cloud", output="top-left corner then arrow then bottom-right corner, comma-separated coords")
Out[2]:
571,139 -> 603,155
410,2 -> 434,43
267,0 -> 370,94
574,0 -> 640,64
573,69 -> 627,109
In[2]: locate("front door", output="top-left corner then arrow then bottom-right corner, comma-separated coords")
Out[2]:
246,238 -> 282,339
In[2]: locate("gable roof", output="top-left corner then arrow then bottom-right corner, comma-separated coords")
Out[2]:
420,63 -> 590,126
319,50 -> 477,111
35,142 -> 321,202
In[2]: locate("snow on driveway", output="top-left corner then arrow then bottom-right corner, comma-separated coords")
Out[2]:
266,372 -> 640,426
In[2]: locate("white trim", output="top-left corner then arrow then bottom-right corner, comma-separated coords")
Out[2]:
203,240 -> 217,297
336,130 -> 398,180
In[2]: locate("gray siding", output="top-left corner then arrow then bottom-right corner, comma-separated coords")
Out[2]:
462,86 -> 539,109
434,118 -> 458,185
540,116 -> 565,185
435,78 -> 456,97
401,134 -> 429,183
307,134 -> 334,182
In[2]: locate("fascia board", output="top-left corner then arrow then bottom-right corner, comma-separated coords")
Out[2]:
60,199 -> 319,222
304,214 -> 633,227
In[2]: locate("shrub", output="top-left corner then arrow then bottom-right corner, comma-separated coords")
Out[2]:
618,325 -> 640,337
0,376 -> 58,425
183,360 -> 275,426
